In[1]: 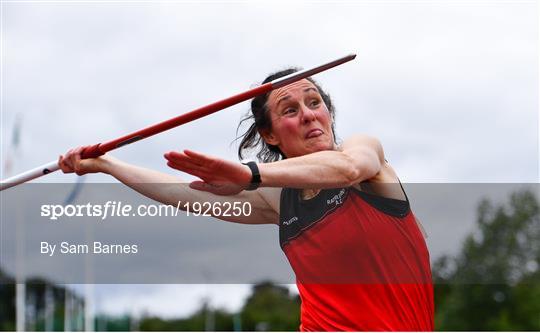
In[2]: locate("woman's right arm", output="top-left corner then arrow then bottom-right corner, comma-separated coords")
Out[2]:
59,148 -> 280,225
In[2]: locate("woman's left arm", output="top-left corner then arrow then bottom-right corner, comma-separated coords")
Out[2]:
259,134 -> 385,189
166,134 -> 387,194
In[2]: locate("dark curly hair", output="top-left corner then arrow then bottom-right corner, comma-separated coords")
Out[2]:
237,68 -> 336,163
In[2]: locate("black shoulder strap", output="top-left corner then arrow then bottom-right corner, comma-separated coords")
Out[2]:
384,157 -> 409,203
397,177 -> 410,204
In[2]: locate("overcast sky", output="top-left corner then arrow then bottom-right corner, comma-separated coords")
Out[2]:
1,0 -> 538,319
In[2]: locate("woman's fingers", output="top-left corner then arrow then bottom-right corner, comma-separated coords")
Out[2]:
59,145 -> 94,175
167,151 -> 199,165
183,150 -> 226,172
166,151 -> 203,166
73,147 -> 85,175
183,150 -> 224,169
164,152 -> 198,168
58,155 -> 73,173
64,149 -> 76,170
165,152 -> 209,172
166,150 -> 246,196
183,149 -> 211,162
166,161 -> 212,181
63,149 -> 72,166
166,150 -> 245,194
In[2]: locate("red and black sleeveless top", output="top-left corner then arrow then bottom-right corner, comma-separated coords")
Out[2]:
279,186 -> 434,331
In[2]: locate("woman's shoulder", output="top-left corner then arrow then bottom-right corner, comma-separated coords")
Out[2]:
339,134 -> 382,149
359,162 -> 407,201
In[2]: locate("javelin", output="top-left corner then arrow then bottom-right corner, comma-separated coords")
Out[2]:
0,54 -> 356,191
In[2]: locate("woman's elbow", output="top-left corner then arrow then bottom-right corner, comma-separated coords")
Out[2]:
341,154 -> 381,186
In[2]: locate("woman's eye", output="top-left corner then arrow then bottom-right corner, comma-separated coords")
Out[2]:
310,100 -> 320,107
283,108 -> 296,115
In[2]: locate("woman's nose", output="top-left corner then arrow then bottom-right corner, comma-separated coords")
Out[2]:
301,105 -> 317,123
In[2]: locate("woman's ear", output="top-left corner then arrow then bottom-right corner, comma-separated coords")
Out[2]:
259,129 -> 279,146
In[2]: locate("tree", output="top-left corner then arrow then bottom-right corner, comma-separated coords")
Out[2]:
433,189 -> 540,330
138,301 -> 234,331
240,282 -> 300,331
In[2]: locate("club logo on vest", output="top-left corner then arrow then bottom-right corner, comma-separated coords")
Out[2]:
283,216 -> 299,226
327,189 -> 346,206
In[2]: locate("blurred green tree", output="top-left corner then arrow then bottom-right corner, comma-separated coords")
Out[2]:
138,301 -> 234,331
137,282 -> 300,331
240,282 -> 300,331
433,189 -> 540,330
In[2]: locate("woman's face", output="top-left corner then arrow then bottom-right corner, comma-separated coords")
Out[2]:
262,79 -> 335,158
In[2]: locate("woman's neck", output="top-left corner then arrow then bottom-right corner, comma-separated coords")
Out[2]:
301,188 -> 321,200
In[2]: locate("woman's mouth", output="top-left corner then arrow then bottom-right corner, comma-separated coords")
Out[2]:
306,129 -> 323,139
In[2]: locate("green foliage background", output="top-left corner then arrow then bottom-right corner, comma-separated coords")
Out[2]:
433,190 -> 540,330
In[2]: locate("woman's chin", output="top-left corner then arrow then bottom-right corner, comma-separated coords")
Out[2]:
307,141 -> 334,154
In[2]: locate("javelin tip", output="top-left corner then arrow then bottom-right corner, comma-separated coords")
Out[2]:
271,53 -> 357,89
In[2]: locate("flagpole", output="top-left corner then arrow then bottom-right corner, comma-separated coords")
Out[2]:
5,114 -> 27,332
